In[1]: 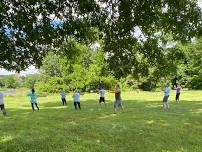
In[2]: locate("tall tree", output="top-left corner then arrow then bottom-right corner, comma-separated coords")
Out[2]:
0,0 -> 201,77
178,37 -> 202,89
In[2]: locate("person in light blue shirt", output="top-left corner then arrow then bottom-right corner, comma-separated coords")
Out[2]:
60,90 -> 67,105
27,89 -> 39,111
72,90 -> 81,110
162,83 -> 171,109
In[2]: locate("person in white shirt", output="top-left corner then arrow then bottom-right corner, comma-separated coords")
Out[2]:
72,90 -> 81,110
99,86 -> 106,107
162,83 -> 171,109
0,91 -> 7,117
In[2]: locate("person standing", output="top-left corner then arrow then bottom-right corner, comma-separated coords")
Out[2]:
114,85 -> 125,113
99,86 -> 106,107
0,91 -> 7,117
175,84 -> 182,102
162,83 -> 171,109
173,77 -> 178,89
27,89 -> 39,111
60,90 -> 67,105
72,90 -> 81,110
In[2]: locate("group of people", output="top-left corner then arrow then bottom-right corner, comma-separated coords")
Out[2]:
59,85 -> 125,112
0,82 -> 182,117
23,85 -> 124,113
162,83 -> 182,109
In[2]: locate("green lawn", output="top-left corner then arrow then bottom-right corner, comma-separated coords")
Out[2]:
0,89 -> 202,152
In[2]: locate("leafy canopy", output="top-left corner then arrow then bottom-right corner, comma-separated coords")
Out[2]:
0,0 -> 202,77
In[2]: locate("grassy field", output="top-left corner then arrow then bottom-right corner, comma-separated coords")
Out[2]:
0,89 -> 202,152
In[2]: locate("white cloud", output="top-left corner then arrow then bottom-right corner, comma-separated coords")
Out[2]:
0,66 -> 38,76
0,69 -> 15,75
198,0 -> 202,9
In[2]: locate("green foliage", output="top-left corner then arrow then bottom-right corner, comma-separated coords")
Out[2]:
22,74 -> 41,88
178,37 -> 202,89
36,40 -> 116,93
1,75 -> 21,88
40,53 -> 62,77
0,0 -> 201,75
36,76 -> 64,93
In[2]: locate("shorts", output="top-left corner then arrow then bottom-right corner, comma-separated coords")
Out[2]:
163,96 -> 169,103
0,104 -> 5,110
114,99 -> 122,108
99,97 -> 105,103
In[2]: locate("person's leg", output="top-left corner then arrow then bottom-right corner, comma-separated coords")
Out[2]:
99,97 -> 102,107
114,107 -> 117,113
78,102 -> 81,110
0,105 -> 7,116
166,96 -> 169,109
175,93 -> 177,101
162,96 -> 166,108
114,101 -> 117,113
31,103 -> 35,111
2,109 -> 7,116
2,106 -> 7,116
176,93 -> 180,102
101,97 -> 106,107
120,103 -> 125,112
103,97 -> 106,107
64,98 -> 67,105
35,103 -> 39,110
117,100 -> 124,112
163,102 -> 165,108
166,101 -> 169,109
62,98 -> 65,105
74,102 -> 77,110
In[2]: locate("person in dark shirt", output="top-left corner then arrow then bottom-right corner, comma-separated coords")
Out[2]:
173,77 -> 178,89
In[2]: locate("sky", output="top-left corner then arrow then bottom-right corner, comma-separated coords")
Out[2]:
1,1 -> 202,75
199,0 -> 202,8
0,66 -> 38,76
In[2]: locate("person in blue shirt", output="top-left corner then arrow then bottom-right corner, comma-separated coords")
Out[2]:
72,90 -> 81,110
162,83 -> 171,109
60,90 -> 67,105
27,89 -> 39,111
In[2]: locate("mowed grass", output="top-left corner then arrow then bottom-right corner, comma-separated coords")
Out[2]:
0,89 -> 202,152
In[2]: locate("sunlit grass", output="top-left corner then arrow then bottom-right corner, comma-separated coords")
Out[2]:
0,89 -> 202,152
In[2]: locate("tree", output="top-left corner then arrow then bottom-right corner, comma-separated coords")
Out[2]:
36,39 -> 115,92
178,37 -> 202,89
0,0 -> 201,78
22,74 -> 41,88
2,75 -> 21,88
40,52 -> 62,77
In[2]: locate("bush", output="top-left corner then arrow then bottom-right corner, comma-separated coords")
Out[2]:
186,75 -> 202,89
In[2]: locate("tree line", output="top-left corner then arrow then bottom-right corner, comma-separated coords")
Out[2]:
1,37 -> 202,92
